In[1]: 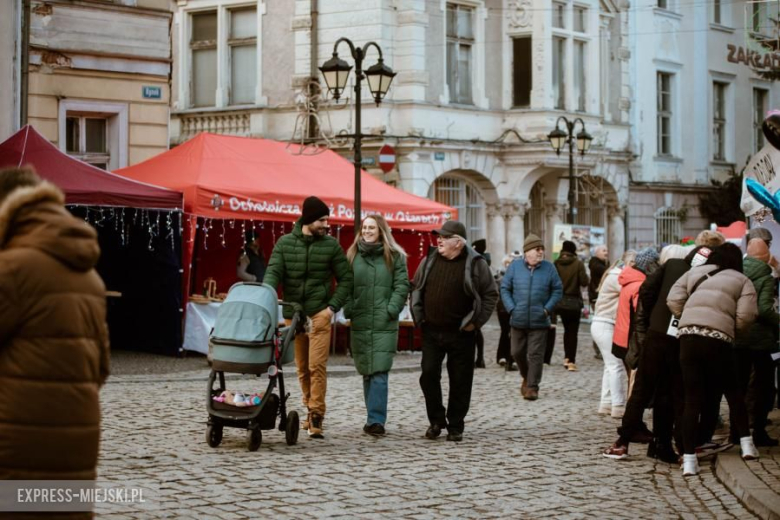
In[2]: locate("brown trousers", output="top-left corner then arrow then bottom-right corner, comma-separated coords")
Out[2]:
288,308 -> 332,416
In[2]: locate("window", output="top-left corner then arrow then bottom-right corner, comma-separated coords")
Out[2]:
754,88 -> 767,154
713,0 -> 721,24
190,12 -> 217,107
657,72 -> 672,156
446,3 -> 474,104
188,8 -> 258,108
431,176 -> 484,239
713,82 -> 727,161
65,116 -> 109,169
574,40 -> 586,111
553,3 -> 565,28
553,37 -> 565,109
655,207 -> 681,245
573,6 -> 586,32
512,37 -> 532,107
229,8 -> 257,105
658,0 -> 667,9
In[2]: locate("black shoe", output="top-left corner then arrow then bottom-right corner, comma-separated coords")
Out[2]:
649,440 -> 679,464
753,431 -> 779,447
425,424 -> 443,439
364,423 -> 386,437
629,429 -> 654,444
446,431 -> 463,442
475,359 -> 486,369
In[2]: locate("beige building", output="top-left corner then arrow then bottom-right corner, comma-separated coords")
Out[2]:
23,0 -> 173,169
0,1 -> 21,142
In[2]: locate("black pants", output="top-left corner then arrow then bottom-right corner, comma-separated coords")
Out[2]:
680,335 -> 750,454
420,325 -> 476,433
617,330 -> 683,447
496,310 -> 511,363
475,330 -> 484,363
735,348 -> 776,433
557,308 -> 581,363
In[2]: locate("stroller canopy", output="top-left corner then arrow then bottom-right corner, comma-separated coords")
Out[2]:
211,283 -> 279,344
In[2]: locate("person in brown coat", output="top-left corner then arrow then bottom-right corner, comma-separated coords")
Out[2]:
0,167 -> 109,483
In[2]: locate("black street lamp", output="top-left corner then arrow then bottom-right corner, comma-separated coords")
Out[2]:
319,38 -> 396,231
547,116 -> 593,224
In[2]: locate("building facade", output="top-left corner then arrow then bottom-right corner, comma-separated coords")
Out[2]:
170,0 -> 634,258
0,1 -> 22,143
627,0 -> 780,247
18,0 -> 174,170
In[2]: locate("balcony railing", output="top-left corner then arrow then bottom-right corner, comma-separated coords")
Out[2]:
177,112 -> 251,140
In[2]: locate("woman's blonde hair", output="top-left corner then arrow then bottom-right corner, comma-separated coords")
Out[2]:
597,249 -> 636,293
659,244 -> 694,265
346,214 -> 407,269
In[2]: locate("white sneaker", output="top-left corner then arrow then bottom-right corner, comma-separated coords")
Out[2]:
498,358 -> 507,366
682,454 -> 699,476
740,436 -> 760,461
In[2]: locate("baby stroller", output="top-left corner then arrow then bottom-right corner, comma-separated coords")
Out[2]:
205,282 -> 302,451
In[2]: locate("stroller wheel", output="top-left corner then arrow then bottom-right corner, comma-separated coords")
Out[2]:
286,411 -> 300,446
206,424 -> 223,448
247,427 -> 262,451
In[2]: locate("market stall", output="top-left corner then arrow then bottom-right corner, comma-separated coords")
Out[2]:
116,132 -> 455,354
0,125 -> 185,355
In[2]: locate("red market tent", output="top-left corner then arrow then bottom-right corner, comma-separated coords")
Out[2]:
116,133 -> 456,303
0,125 -> 182,209
115,132 -> 452,228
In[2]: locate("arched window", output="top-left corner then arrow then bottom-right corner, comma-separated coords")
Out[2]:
573,175 -> 607,227
525,181 -> 546,237
654,207 -> 681,245
431,175 -> 485,239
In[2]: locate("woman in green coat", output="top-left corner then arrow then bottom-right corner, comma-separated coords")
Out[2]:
344,214 -> 410,436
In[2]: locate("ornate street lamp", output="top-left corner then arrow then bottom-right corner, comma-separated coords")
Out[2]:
547,117 -> 593,224
319,38 -> 396,230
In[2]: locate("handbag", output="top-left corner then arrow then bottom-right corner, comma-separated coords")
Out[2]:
555,294 -> 583,312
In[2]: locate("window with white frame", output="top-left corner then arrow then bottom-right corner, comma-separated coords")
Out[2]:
553,2 -> 566,28
713,0 -> 722,24
446,3 -> 474,105
657,0 -> 668,9
190,11 -> 217,107
553,37 -> 566,109
431,176 -> 485,240
655,207 -> 681,245
573,40 -> 586,111
66,116 -> 109,169
754,88 -> 768,154
188,6 -> 258,109
573,6 -> 586,32
657,72 -> 672,156
713,81 -> 727,161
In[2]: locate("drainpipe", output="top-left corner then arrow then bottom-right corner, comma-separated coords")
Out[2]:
20,0 -> 30,125
308,0 -> 319,140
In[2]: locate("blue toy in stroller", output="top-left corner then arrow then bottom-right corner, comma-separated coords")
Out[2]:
205,282 -> 302,451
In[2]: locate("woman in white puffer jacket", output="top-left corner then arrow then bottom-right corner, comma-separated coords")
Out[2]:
590,250 -> 636,418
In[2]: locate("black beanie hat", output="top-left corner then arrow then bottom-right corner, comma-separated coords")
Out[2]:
562,240 -> 577,254
300,196 -> 330,225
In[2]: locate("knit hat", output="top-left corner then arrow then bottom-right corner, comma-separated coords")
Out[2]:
523,234 -> 544,253
747,238 -> 771,263
300,196 -> 330,225
748,227 -> 773,246
561,240 -> 577,254
634,247 -> 660,273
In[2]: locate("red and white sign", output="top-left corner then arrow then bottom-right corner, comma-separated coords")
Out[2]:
378,144 -> 396,173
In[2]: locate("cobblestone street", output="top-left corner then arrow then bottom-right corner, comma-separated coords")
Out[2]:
98,321 -> 765,519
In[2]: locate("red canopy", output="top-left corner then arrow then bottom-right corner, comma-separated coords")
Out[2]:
0,125 -> 182,210
115,133 -> 454,230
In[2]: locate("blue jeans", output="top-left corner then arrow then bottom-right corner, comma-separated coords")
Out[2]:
363,372 -> 389,426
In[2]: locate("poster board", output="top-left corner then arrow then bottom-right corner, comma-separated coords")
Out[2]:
552,224 -> 606,261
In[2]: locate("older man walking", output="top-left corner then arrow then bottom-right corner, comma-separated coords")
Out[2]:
501,234 -> 563,400
411,220 -> 498,442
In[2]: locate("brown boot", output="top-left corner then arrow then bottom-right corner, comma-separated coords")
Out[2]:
309,413 -> 324,439
520,379 -> 528,397
302,413 -> 310,431
524,388 -> 539,401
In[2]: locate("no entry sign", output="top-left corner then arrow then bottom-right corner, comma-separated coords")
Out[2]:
378,144 -> 396,173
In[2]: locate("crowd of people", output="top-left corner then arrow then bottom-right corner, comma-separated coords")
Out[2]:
2,166 -> 778,480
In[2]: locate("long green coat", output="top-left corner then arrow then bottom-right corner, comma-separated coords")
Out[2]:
344,242 -> 410,375
736,256 -> 779,351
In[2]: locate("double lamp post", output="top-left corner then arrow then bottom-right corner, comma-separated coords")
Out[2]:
319,38 -> 396,231
547,117 -> 593,225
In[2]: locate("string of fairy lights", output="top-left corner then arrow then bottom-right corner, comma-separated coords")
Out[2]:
67,206 -> 437,257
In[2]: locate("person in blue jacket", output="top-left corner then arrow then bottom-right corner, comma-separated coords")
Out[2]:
501,234 -> 563,400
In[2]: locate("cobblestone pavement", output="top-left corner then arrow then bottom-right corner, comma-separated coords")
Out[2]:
98,320 -> 761,519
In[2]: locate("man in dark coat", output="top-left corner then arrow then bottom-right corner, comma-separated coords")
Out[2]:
263,196 -> 353,439
411,221 -> 498,442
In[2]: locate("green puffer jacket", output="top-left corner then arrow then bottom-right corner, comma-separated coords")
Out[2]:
343,241 -> 410,375
263,219 -> 353,319
735,256 -> 779,351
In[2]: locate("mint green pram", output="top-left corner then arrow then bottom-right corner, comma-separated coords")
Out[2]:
205,282 -> 302,451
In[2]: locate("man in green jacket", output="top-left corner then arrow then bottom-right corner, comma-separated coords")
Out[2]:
263,196 -> 353,439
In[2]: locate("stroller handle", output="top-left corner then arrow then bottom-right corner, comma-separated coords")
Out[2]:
279,301 -> 304,331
